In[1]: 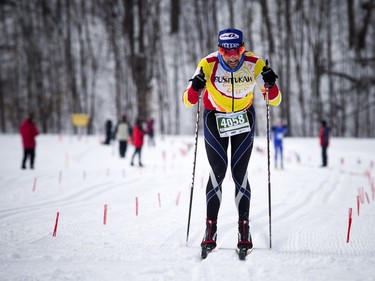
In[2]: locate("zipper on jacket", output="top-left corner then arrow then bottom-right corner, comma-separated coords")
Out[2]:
231,72 -> 234,112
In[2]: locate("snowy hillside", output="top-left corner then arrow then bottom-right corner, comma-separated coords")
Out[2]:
0,134 -> 374,281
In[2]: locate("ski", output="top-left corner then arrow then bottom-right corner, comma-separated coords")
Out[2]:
200,246 -> 253,260
201,245 -> 215,259
236,247 -> 253,260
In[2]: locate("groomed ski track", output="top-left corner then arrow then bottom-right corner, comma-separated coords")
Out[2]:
0,135 -> 374,280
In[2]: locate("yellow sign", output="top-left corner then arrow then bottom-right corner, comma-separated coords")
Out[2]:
71,114 -> 90,127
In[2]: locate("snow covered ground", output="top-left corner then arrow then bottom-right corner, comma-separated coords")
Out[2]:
0,134 -> 374,281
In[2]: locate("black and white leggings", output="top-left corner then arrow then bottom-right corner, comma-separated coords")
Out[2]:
203,106 -> 255,221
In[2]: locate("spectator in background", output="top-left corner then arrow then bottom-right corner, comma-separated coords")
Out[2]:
271,119 -> 288,169
319,120 -> 330,167
130,119 -> 145,167
114,115 -> 132,158
146,118 -> 155,146
20,113 -> 39,169
103,119 -> 113,145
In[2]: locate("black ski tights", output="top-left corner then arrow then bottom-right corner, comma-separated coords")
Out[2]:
203,107 -> 255,222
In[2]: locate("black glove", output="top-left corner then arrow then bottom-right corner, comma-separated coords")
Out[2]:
262,60 -> 278,87
189,67 -> 206,91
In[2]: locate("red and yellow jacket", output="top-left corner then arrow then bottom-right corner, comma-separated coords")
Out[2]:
183,51 -> 281,112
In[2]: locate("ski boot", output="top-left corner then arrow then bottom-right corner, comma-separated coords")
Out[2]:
201,219 -> 217,259
237,220 -> 253,260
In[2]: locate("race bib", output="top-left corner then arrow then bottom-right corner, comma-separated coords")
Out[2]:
276,132 -> 284,140
215,111 -> 251,138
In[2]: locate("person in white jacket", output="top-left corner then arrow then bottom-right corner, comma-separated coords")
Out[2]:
114,115 -> 132,158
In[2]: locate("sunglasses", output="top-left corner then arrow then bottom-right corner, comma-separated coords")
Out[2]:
218,45 -> 245,59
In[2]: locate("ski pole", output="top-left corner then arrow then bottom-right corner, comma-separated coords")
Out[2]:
186,68 -> 204,245
265,60 -> 272,249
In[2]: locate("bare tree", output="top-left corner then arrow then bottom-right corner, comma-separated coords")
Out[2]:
0,0 -> 374,137
259,0 -> 275,55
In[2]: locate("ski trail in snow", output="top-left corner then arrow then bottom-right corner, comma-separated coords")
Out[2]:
1,135 -> 375,281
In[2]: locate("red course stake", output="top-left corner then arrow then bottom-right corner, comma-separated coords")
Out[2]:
365,192 -> 370,204
52,212 -> 60,237
32,177 -> 37,192
358,187 -> 364,204
357,195 -> 360,216
176,191 -> 181,206
346,208 -> 353,243
103,204 -> 108,225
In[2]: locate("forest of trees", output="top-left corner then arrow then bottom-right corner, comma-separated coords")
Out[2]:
0,0 -> 374,137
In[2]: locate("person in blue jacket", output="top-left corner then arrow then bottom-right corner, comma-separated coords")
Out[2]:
272,119 -> 288,169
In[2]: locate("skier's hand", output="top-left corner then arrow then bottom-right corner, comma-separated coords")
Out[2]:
262,60 -> 278,88
189,67 -> 206,92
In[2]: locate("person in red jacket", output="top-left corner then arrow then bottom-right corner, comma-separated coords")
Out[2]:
130,119 -> 145,167
19,113 -> 39,169
319,120 -> 330,167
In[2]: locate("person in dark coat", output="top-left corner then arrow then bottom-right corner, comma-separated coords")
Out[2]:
19,113 -> 39,169
146,118 -> 155,146
104,119 -> 113,145
130,119 -> 145,167
319,120 -> 330,167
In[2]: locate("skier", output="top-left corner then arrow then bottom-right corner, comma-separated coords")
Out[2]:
183,28 -> 281,259
319,120 -> 330,167
272,119 -> 288,169
20,113 -> 39,169
114,115 -> 132,158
